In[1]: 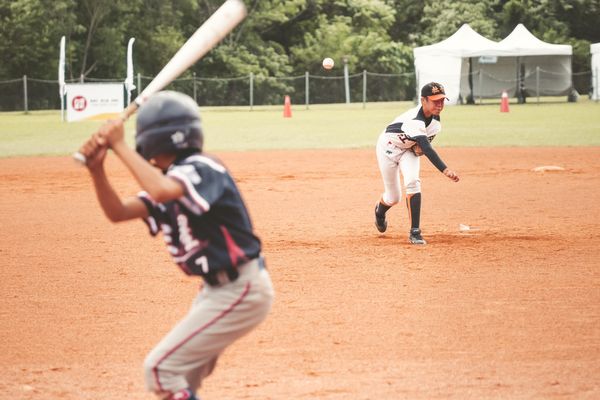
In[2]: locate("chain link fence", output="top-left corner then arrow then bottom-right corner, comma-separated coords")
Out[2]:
0,71 -> 415,112
456,67 -> 596,103
0,69 -> 595,112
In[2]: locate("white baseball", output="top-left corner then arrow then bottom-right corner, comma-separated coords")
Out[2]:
322,57 -> 334,70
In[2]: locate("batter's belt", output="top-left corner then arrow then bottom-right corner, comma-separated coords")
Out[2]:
203,255 -> 264,287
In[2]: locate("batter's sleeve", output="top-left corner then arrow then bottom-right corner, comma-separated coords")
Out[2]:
167,163 -> 226,215
137,192 -> 162,236
413,135 -> 447,173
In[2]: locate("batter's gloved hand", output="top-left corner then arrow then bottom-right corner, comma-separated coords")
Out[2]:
443,168 -> 460,182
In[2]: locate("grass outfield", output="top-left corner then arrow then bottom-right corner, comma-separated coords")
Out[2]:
0,98 -> 599,157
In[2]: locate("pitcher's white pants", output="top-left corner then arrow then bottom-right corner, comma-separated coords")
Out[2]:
376,134 -> 421,205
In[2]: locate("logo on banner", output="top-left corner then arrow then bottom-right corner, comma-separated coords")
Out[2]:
65,83 -> 124,121
72,96 -> 88,112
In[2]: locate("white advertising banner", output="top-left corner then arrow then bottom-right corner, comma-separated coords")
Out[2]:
66,83 -> 124,122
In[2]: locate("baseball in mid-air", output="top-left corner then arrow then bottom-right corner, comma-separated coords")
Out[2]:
322,57 -> 334,70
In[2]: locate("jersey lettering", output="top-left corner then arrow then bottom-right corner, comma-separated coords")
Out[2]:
178,164 -> 202,185
380,105 -> 441,153
161,223 -> 173,244
195,255 -> 209,274
177,214 -> 199,252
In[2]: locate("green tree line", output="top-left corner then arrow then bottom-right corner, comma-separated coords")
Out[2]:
1,0 -> 598,100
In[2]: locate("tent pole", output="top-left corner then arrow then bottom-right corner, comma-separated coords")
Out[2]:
592,67 -> 600,101
536,66 -> 540,105
478,69 -> 482,104
468,58 -> 475,104
415,70 -> 419,105
516,57 -> 522,104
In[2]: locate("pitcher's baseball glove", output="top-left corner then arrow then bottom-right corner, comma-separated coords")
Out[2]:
411,144 -> 424,157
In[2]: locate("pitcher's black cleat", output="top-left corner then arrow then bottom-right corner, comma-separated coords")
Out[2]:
409,228 -> 426,245
375,206 -> 387,233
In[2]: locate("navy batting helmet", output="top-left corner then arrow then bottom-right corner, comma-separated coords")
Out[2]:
135,91 -> 203,161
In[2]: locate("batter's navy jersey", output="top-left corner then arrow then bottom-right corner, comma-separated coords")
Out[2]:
139,154 -> 261,277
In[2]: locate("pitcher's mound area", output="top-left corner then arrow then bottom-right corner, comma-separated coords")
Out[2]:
1,147 -> 599,399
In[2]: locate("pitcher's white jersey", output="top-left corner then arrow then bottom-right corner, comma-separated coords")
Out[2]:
379,105 -> 441,156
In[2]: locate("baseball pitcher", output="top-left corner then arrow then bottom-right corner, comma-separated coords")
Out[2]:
78,91 -> 274,400
374,82 -> 460,245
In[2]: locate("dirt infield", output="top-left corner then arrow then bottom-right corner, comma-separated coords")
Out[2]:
1,147 -> 599,400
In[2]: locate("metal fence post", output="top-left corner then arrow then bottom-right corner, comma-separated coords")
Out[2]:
137,72 -> 142,95
23,75 -> 28,114
249,72 -> 253,110
343,56 -> 350,104
305,71 -> 309,109
362,70 -> 367,109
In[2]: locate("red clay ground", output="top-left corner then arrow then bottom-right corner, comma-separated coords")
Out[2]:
1,147 -> 599,400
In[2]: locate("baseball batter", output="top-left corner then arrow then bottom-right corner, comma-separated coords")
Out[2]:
374,82 -> 460,245
78,91 -> 274,400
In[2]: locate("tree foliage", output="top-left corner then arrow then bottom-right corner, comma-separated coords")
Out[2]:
0,0 -> 76,78
0,0 -> 598,82
290,1 -> 412,74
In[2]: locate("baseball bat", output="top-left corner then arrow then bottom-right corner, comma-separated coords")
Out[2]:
73,0 -> 247,165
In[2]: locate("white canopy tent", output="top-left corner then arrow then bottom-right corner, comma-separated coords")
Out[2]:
482,24 -> 572,100
413,24 -> 500,104
413,24 -> 573,104
592,43 -> 600,100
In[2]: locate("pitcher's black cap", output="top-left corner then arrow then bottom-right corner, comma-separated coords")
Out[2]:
421,82 -> 448,100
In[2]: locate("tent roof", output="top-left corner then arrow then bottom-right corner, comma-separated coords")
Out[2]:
413,23 -> 572,58
592,43 -> 600,54
497,24 -> 571,56
413,24 -> 500,58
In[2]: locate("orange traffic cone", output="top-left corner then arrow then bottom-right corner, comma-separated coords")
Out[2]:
500,90 -> 509,112
283,95 -> 292,118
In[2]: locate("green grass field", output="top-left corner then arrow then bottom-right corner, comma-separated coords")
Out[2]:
0,98 -> 599,158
